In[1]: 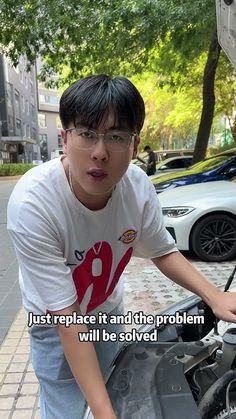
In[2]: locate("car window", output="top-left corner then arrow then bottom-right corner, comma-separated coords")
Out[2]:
184,157 -> 193,167
164,159 -> 186,169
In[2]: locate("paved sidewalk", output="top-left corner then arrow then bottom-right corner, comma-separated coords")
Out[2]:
0,255 -> 235,418
0,178 -> 23,345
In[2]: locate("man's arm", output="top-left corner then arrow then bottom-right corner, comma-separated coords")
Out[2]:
152,251 -> 236,323
51,302 -> 116,419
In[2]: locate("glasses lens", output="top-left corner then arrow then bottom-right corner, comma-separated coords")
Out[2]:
71,128 -> 133,151
73,129 -> 97,149
105,131 -> 132,152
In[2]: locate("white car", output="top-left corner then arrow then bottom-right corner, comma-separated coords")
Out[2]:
158,178 -> 236,262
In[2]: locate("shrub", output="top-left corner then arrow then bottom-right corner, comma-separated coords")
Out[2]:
208,143 -> 236,156
0,163 -> 35,176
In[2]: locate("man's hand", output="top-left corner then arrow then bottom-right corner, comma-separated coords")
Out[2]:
152,251 -> 236,324
208,291 -> 236,323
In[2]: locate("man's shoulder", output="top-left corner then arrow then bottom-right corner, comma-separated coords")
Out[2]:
121,163 -> 152,195
7,159 -> 62,228
126,162 -> 148,180
11,159 -> 60,194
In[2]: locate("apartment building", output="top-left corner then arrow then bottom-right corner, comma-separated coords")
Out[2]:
36,61 -> 62,161
0,54 -> 40,164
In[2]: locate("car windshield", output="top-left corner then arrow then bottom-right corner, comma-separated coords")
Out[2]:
152,155 -> 231,184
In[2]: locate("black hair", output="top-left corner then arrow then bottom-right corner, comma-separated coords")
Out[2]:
144,145 -> 151,151
59,74 -> 145,133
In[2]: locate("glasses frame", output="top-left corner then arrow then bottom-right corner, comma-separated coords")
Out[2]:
65,127 -> 136,152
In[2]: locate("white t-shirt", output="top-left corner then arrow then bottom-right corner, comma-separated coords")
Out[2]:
7,158 -> 177,316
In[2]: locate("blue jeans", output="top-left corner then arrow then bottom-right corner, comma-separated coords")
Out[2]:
29,301 -> 125,419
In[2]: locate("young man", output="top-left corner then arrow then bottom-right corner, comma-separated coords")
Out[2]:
7,74 -> 236,419
144,145 -> 156,176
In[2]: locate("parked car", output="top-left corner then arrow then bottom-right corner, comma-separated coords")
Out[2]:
149,155 -> 193,179
152,152 -> 236,194
133,155 -> 193,175
158,178 -> 236,262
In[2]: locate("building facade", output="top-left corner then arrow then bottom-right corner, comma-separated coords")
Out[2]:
36,61 -> 62,161
0,55 -> 40,164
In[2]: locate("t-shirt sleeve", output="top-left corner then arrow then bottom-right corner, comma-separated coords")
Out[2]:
8,224 -> 77,313
133,180 -> 178,258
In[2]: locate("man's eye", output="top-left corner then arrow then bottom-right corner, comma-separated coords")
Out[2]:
80,131 -> 95,139
109,134 -> 124,142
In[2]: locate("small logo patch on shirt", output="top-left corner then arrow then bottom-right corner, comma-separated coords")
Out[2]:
119,229 -> 137,244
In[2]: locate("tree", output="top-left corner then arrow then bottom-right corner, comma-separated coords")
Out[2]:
215,53 -> 236,144
193,29 -> 221,162
132,72 -> 202,151
0,1 -> 216,80
0,0 -> 232,161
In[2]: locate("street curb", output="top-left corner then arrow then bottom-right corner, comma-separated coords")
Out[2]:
0,176 -> 21,181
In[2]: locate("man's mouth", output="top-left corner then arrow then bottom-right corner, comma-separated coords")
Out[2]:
87,169 -> 108,179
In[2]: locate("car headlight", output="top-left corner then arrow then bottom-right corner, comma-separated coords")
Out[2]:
162,206 -> 195,217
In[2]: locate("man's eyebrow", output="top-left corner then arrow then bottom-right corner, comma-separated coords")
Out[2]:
75,124 -> 131,131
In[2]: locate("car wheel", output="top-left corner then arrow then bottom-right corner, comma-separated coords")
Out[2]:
191,214 -> 236,262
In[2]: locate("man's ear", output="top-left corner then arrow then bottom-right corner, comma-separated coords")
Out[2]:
132,135 -> 140,159
61,130 -> 67,154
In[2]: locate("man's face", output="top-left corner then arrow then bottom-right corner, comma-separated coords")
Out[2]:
62,112 -> 139,209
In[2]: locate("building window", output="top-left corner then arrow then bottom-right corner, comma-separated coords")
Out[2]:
39,94 -> 59,105
32,128 -> 37,139
38,113 -> 47,128
8,115 -> 14,129
31,104 -> 36,120
58,134 -> 62,148
26,100 -> 29,115
16,118 -> 22,135
21,95 -> 25,112
39,94 -> 47,103
27,125 -> 30,137
49,96 -> 59,105
6,83 -> 13,109
20,69 -> 23,83
30,79 -> 34,95
14,89 -> 20,113
23,122 -> 26,137
39,134 -> 48,161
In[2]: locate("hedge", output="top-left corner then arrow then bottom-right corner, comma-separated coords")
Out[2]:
0,163 -> 35,176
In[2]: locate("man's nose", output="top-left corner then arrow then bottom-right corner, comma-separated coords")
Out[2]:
90,135 -> 109,160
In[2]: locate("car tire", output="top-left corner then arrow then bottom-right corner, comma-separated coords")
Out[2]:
190,214 -> 236,262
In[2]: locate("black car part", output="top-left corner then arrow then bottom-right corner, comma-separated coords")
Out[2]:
84,266 -> 236,419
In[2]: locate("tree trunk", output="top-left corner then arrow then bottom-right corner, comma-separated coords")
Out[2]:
193,29 -> 221,163
168,130 -> 173,149
231,115 -> 236,143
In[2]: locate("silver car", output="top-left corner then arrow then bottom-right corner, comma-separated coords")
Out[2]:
159,178 -> 236,262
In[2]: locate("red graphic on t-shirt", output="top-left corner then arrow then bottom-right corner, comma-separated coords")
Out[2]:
72,242 -> 133,313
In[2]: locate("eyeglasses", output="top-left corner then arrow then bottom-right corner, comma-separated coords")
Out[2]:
65,128 -> 136,152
